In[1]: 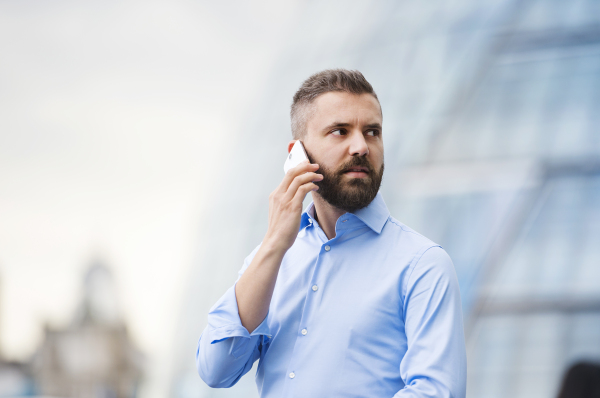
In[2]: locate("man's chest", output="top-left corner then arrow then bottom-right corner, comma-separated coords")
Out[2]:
266,232 -> 410,353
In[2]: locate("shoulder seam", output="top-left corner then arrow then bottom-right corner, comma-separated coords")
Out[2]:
388,217 -> 432,239
387,217 -> 400,227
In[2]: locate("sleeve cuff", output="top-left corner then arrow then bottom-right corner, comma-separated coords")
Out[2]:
207,284 -> 271,358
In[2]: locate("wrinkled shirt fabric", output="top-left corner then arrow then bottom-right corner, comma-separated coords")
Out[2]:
196,193 -> 466,398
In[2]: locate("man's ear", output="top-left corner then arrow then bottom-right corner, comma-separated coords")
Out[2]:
287,140 -> 296,153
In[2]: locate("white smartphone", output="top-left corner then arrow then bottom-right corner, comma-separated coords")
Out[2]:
283,140 -> 309,174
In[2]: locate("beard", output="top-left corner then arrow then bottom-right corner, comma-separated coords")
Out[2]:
305,150 -> 384,213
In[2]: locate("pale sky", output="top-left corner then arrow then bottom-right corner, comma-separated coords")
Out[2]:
0,1 -> 300,395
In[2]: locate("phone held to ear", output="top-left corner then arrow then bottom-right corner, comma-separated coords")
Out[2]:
283,140 -> 309,174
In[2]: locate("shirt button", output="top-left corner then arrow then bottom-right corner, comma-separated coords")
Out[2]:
289,372 -> 295,379
301,328 -> 308,335
324,245 -> 331,251
312,285 -> 318,292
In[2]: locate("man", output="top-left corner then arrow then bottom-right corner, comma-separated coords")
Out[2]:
196,69 -> 466,397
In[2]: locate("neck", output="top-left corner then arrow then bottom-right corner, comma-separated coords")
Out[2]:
311,193 -> 346,240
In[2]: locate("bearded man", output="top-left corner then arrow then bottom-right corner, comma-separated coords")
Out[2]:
196,69 -> 467,398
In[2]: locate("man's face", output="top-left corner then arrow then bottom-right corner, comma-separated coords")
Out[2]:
301,91 -> 384,213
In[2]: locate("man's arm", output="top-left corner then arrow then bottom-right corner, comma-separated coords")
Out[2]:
394,246 -> 467,398
235,160 -> 321,332
196,160 -> 322,387
196,261 -> 270,388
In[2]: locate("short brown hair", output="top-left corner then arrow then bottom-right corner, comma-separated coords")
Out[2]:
290,69 -> 379,139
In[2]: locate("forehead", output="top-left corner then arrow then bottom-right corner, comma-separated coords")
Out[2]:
309,91 -> 382,127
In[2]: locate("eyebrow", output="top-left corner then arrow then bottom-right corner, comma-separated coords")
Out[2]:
323,122 -> 382,130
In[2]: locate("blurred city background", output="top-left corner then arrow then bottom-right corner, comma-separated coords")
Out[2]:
1,0 -> 599,397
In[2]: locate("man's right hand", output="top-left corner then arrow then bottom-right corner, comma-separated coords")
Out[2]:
235,160 -> 322,333
263,160 -> 322,253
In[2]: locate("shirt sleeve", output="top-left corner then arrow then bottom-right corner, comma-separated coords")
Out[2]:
394,246 -> 467,398
196,245 -> 272,388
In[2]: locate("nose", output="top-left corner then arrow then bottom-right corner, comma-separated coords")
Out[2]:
348,130 -> 369,157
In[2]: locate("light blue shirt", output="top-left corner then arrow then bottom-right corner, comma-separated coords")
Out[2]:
196,193 -> 466,397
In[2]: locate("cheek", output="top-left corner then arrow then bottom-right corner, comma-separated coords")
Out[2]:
368,150 -> 384,167
316,149 -> 345,169
320,160 -> 340,176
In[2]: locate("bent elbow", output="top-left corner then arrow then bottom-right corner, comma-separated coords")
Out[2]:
199,371 -> 228,389
196,340 -> 237,389
197,364 -> 238,389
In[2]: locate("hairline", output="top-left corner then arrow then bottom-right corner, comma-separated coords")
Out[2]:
292,92 -> 382,140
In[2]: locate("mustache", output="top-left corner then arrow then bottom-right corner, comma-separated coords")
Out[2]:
338,156 -> 374,174
305,148 -> 375,175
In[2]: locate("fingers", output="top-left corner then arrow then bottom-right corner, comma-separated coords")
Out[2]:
283,171 -> 323,202
279,161 -> 319,192
292,181 -> 318,206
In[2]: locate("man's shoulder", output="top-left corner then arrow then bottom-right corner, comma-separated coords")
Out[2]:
382,216 -> 441,254
383,218 -> 457,294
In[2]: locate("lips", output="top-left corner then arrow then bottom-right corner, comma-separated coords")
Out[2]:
344,167 -> 369,173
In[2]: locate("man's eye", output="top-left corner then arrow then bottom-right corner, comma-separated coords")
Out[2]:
366,130 -> 380,137
331,129 -> 346,136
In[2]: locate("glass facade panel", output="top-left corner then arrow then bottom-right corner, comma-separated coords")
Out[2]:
433,51 -> 600,162
469,313 -> 600,398
470,174 -> 600,398
491,174 -> 600,298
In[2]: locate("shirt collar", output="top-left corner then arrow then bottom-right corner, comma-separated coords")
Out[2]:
300,203 -> 315,230
300,192 -> 390,234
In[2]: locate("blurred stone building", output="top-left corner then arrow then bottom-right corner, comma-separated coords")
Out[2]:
31,261 -> 144,398
0,360 -> 33,397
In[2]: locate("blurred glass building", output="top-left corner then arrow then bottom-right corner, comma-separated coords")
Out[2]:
172,1 -> 600,397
